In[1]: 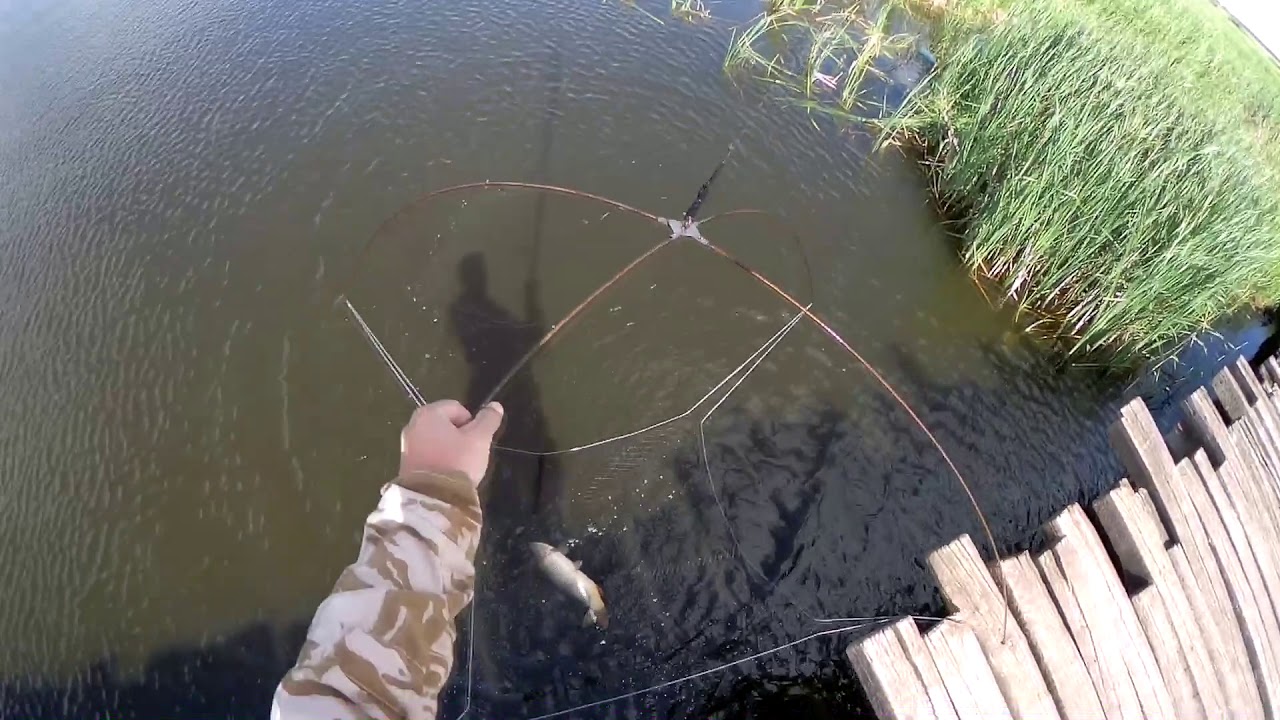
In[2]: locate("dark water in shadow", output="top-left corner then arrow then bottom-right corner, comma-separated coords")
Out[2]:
0,0 -> 1268,716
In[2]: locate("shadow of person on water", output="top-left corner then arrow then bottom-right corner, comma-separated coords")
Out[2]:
442,251 -> 568,713
448,251 -> 558,519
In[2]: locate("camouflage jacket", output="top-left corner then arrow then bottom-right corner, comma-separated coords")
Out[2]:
271,470 -> 481,720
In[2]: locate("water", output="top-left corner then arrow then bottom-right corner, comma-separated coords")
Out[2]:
0,0 -> 1263,717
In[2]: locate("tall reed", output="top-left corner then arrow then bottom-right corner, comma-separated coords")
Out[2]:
711,0 -> 1280,366
886,0 -> 1280,364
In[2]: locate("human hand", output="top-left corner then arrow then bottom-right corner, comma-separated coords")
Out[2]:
399,399 -> 504,487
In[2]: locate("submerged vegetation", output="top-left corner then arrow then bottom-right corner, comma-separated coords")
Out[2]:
676,0 -> 1280,367
722,1 -> 920,119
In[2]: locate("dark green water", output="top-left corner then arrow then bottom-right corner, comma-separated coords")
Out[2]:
0,0 -> 1262,716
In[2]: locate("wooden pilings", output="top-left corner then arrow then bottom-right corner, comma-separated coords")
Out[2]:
848,359 -> 1280,720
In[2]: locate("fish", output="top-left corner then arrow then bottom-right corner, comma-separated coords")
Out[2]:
529,542 -> 609,629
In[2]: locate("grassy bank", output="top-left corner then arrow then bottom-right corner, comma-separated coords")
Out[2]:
719,0 -> 1280,367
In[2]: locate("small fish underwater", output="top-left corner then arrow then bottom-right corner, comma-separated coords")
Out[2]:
529,542 -> 609,629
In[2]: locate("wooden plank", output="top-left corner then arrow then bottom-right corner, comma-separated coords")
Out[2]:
1229,419 -> 1280,536
1093,485 -> 1224,720
1035,544 -> 1145,720
926,535 -> 1061,720
1184,389 -> 1280,622
1130,585 -> 1205,720
1229,358 -> 1280,482
1109,398 -> 1265,720
1265,357 -> 1280,387
994,553 -> 1104,720
1212,363 -> 1280,476
1183,451 -> 1280,719
923,620 -> 1013,720
1216,365 -> 1254,425
1219,364 -> 1280,482
1043,505 -> 1175,719
1262,371 -> 1280,412
1206,368 -> 1280,571
1185,386 -> 1280,544
848,619 -> 950,720
891,618 -> 962,720
920,623 -> 979,720
1233,351 -> 1272,405
1134,488 -> 1169,544
1170,542 -> 1259,720
1231,356 -> 1268,412
1230,417 -> 1280,497
1260,392 -> 1280,456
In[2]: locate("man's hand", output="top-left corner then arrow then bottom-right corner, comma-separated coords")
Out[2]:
399,400 -> 504,487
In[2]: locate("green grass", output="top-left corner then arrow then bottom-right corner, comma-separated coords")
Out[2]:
724,1 -> 918,118
671,0 -> 710,21
712,0 -> 1280,367
885,0 -> 1280,365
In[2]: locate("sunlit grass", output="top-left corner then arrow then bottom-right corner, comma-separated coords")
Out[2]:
879,0 -> 1280,365
722,1 -> 918,119
671,0 -> 710,21
608,0 -> 1280,366
653,0 -> 1280,367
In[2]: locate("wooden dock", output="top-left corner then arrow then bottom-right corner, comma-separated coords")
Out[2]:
848,356 -> 1280,720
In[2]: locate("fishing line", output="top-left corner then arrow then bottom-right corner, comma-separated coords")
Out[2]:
523,619 -> 884,720
495,306 -> 811,457
342,296 -> 425,406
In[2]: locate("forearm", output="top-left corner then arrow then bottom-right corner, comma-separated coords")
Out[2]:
271,471 -> 482,720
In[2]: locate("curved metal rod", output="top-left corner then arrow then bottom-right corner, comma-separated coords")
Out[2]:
338,181 -> 666,301
478,238 -> 673,409
697,239 -> 1008,632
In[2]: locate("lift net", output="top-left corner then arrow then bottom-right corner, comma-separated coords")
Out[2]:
339,162 -> 990,718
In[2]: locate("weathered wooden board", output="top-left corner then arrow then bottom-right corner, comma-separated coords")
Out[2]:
1216,365 -> 1280,486
1170,543 -> 1256,720
995,552 -> 1104,720
848,619 -> 952,720
1035,545 -> 1144,720
1109,398 -> 1265,720
1183,389 -> 1280,623
926,536 -> 1061,720
1264,357 -> 1280,387
1043,505 -> 1175,719
923,620 -> 1013,720
1134,488 -> 1168,545
890,619 -> 961,720
1229,421 -> 1280,516
1112,400 -> 1255,635
1130,586 -> 1204,720
1228,359 -> 1280,485
1215,365 -> 1255,427
1094,485 -> 1224,720
1231,357 -> 1274,429
1183,451 -> 1280,719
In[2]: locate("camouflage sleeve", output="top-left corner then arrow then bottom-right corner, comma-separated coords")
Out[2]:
271,470 -> 482,720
